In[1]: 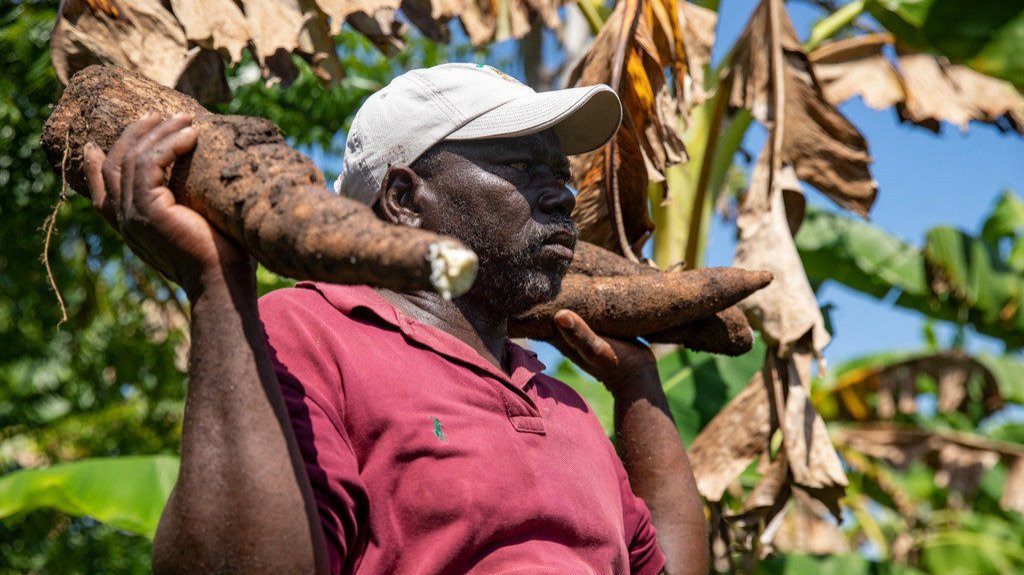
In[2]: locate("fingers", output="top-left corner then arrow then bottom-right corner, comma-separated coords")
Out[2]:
126,114 -> 196,218
554,309 -> 617,365
84,142 -> 116,228
121,114 -> 190,219
102,112 -> 161,225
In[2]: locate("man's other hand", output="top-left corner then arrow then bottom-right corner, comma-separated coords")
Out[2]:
83,112 -> 251,299
552,309 -> 659,396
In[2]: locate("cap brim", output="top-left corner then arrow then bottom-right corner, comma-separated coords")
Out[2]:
445,84 -> 622,155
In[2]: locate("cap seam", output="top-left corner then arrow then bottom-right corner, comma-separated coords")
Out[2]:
406,73 -> 465,127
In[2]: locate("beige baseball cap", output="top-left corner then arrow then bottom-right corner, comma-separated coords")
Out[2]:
334,63 -> 623,205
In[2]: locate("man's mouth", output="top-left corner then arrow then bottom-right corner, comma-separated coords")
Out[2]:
540,229 -> 577,262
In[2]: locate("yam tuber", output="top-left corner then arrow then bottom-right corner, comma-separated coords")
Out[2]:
510,269 -> 772,340
644,306 -> 753,356
516,240 -> 758,355
569,240 -> 658,277
41,65 -> 478,297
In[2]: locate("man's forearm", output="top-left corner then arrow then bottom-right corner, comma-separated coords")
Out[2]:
152,271 -> 328,574
613,370 -> 709,575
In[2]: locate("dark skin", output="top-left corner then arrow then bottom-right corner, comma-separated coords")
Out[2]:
83,113 -> 709,575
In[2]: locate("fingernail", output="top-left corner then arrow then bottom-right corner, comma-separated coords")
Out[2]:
555,313 -> 574,329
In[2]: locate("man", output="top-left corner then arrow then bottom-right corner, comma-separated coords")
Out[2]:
82,63 -> 708,574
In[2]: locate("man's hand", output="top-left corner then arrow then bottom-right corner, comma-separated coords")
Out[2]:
83,112 -> 251,299
552,309 -> 658,395
553,308 -> 710,575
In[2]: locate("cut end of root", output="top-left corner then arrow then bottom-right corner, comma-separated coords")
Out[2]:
428,241 -> 479,300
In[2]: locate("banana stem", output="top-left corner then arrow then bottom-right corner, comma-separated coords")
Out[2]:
805,0 -> 866,52
576,0 -> 606,35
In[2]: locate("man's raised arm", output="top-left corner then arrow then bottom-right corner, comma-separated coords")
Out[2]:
83,113 -> 329,574
554,310 -> 710,575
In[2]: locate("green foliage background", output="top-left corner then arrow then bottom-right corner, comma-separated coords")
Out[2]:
2,0 -> 1023,573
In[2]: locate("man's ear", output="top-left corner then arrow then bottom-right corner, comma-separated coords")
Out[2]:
377,166 -> 424,228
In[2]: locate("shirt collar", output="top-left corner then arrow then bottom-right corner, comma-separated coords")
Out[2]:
296,282 -> 546,391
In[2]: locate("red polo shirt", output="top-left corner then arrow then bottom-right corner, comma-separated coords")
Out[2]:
260,282 -> 665,574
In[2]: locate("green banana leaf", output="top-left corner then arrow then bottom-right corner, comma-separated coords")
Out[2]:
556,337 -> 766,442
981,191 -> 1024,245
658,338 -> 766,444
0,455 -> 179,539
865,0 -> 1024,85
981,191 -> 1024,271
796,205 -> 928,301
757,552 -> 930,574
796,205 -> 1024,347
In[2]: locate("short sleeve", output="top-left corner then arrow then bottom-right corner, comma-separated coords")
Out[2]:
260,288 -> 370,574
611,444 -> 666,575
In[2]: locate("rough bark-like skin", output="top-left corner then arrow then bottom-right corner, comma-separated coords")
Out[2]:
645,306 -> 753,355
41,65 -> 475,293
569,240 -> 659,277
510,269 -> 772,340
549,241 -> 756,355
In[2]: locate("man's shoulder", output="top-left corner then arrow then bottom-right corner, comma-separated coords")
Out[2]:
259,282 -> 375,319
259,283 -> 391,349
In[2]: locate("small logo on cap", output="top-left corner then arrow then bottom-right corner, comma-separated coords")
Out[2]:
475,63 -> 521,85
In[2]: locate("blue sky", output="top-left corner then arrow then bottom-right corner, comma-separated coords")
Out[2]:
312,0 -> 1024,367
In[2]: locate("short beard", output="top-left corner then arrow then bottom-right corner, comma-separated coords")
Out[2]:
435,206 -> 576,318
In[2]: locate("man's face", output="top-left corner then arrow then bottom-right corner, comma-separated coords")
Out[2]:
415,130 -> 578,316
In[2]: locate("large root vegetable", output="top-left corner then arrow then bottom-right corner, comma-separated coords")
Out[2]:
569,240 -> 658,277
41,65 -> 478,297
644,306 -> 753,356
515,240 -> 760,355
510,269 -> 772,341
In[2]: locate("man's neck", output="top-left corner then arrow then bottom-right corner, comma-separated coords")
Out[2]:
376,288 -> 511,373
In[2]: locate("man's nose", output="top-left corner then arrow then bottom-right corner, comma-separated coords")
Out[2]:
538,181 -> 576,216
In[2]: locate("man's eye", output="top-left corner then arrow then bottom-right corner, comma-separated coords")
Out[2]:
508,161 -> 530,172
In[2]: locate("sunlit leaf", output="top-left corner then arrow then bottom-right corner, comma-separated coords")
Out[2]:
926,226 -> 1024,327
0,456 -> 179,539
921,528 -> 1024,574
797,203 -> 1024,348
982,191 -> 1024,245
726,0 -> 877,216
659,336 -> 767,444
810,33 -> 1024,135
735,159 -> 830,354
50,0 -> 567,92
865,0 -> 1024,85
567,0 -> 690,257
796,205 -> 928,300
